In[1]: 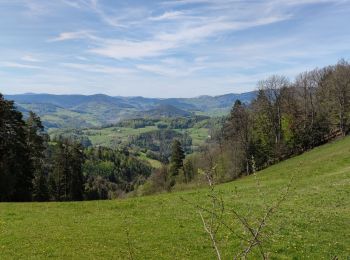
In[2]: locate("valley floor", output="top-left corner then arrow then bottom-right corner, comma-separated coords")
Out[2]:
0,137 -> 350,259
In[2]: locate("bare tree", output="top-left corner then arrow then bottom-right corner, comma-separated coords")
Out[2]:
185,161 -> 293,259
329,59 -> 350,135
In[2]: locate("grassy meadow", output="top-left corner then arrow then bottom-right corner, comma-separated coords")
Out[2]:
82,125 -> 209,148
82,125 -> 159,147
0,137 -> 349,259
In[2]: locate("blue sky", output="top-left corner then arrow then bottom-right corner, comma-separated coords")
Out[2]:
1,0 -> 350,97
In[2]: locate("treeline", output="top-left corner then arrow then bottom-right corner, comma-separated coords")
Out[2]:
110,115 -> 210,129
0,94 -> 151,202
138,59 -> 350,194
195,59 -> 350,180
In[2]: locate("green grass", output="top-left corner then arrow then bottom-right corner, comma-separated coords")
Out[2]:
1,137 -> 350,259
187,127 -> 209,146
137,152 -> 162,169
82,126 -> 158,147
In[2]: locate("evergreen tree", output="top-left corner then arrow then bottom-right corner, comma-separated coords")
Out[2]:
26,112 -> 49,201
170,139 -> 185,177
69,142 -> 85,200
50,141 -> 68,201
49,139 -> 85,201
224,100 -> 251,174
0,94 -> 33,201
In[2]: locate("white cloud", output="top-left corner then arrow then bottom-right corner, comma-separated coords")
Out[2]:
21,55 -> 41,62
149,11 -> 186,21
60,0 -> 94,9
283,0 -> 344,5
90,39 -> 177,59
49,31 -> 97,42
1,62 -> 41,69
61,0 -> 130,27
76,56 -> 89,61
135,56 -> 209,78
162,0 -> 212,6
136,64 -> 205,78
89,15 -> 288,60
61,63 -> 134,74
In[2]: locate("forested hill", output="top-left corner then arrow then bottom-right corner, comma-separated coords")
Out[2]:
4,92 -> 256,129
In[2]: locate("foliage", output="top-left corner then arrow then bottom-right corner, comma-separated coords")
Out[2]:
129,129 -> 191,163
190,60 -> 350,186
169,139 -> 185,181
0,94 -> 153,201
83,146 -> 152,195
0,94 -> 35,201
48,139 -> 85,201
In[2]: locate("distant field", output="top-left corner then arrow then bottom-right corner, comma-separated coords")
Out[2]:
1,137 -> 349,259
82,125 -> 159,147
82,126 -> 209,148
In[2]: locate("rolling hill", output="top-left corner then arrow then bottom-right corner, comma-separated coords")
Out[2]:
0,136 -> 349,259
5,92 -> 256,129
138,104 -> 193,118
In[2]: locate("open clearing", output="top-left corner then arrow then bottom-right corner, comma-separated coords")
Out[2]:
0,137 -> 349,259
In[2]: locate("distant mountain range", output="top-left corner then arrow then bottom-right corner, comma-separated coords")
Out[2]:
5,92 -> 257,129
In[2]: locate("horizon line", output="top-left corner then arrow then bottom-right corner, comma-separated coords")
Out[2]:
2,90 -> 257,100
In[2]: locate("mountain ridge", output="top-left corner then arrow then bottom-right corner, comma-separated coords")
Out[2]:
4,91 -> 257,129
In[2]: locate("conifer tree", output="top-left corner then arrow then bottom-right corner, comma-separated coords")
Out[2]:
0,94 -> 33,201
49,139 -> 85,201
170,139 -> 185,177
26,112 -> 50,201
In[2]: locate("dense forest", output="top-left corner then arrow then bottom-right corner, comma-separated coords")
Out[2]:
1,59 -> 349,201
0,97 -> 151,201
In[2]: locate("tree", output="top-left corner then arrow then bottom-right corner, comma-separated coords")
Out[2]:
328,59 -> 350,135
0,94 -> 33,201
224,100 -> 251,175
170,139 -> 185,177
255,75 -> 289,159
183,158 -> 194,183
69,142 -> 85,200
49,139 -> 85,201
290,69 -> 332,150
26,112 -> 50,201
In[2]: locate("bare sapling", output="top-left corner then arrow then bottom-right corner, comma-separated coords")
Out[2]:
184,157 -> 293,259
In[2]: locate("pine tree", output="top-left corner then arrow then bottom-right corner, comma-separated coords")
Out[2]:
224,100 -> 251,174
69,142 -> 85,200
0,94 -> 33,201
50,140 -> 68,201
26,112 -> 50,201
170,139 -> 185,176
49,139 -> 85,201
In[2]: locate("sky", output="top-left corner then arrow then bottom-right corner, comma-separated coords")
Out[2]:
0,0 -> 350,98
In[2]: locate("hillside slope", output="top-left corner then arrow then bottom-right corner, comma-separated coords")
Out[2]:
0,137 -> 349,259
